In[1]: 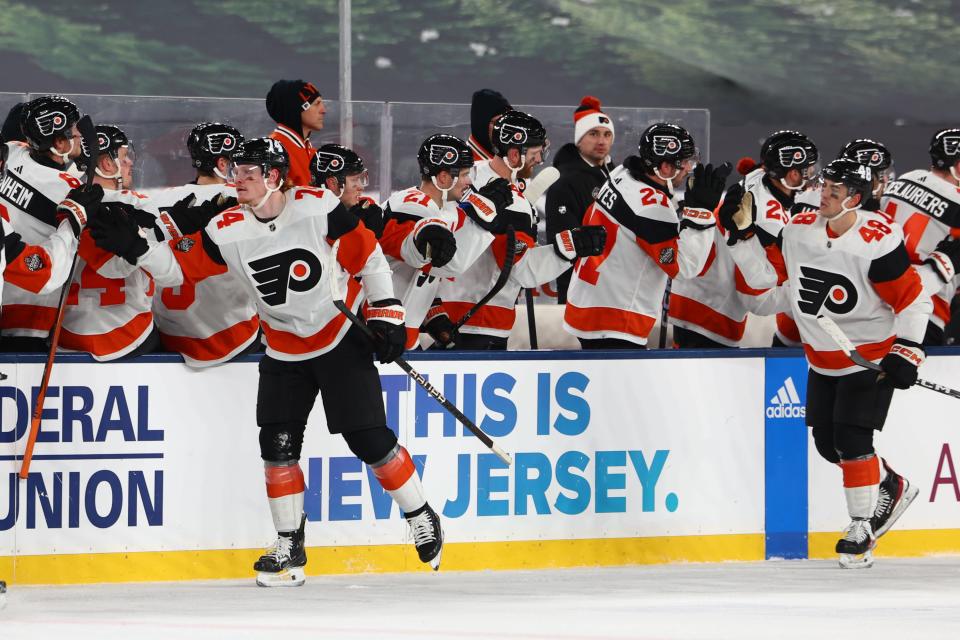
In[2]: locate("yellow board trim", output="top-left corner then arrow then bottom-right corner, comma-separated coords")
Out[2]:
809,528 -> 960,559
0,533 -> 764,586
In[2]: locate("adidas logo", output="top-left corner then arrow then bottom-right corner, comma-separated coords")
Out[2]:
766,377 -> 805,418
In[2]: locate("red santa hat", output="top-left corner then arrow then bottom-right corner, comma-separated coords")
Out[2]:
574,96 -> 614,145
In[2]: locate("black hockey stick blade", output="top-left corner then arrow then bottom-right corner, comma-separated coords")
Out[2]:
454,225 -> 516,331
817,315 -> 960,400
76,115 -> 97,185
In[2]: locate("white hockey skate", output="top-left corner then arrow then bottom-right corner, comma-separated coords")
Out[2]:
254,519 -> 307,587
871,463 -> 919,539
406,503 -> 443,571
836,518 -> 876,569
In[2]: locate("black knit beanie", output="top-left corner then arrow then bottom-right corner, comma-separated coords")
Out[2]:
470,89 -> 511,154
265,80 -> 321,132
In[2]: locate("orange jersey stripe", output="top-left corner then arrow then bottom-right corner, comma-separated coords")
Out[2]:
0,304 -> 57,332
871,267 -> 922,314
565,302 -> 657,339
443,301 -> 516,332
159,315 -> 260,362
334,224 -> 378,275
59,311 -> 154,358
803,336 -> 895,371
669,294 -> 746,342
260,278 -> 361,355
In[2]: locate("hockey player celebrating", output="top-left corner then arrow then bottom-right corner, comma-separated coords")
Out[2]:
57,124 -> 163,360
89,138 -> 444,585
724,158 -> 930,567
442,110 -> 606,349
379,134 -> 513,349
838,138 -> 895,211
311,143 -> 384,238
142,122 -> 260,367
564,123 -> 729,349
685,131 -> 819,349
880,129 -> 960,345
0,95 -> 86,351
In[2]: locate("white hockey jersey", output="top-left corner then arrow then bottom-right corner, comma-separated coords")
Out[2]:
563,165 -> 714,345
440,160 -> 570,338
380,186 -> 493,347
0,141 -> 84,337
669,169 -> 796,346
743,208 -> 930,376
140,182 -> 259,367
60,189 -> 157,361
138,186 -> 395,362
879,169 -> 960,330
1,217 -> 78,311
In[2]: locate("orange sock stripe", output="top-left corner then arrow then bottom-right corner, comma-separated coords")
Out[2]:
264,464 -> 305,498
841,456 -> 880,488
372,446 -> 416,491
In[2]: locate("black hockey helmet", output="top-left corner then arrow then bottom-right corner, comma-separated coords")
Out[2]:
20,95 -> 81,152
490,110 -> 548,157
760,130 -> 819,179
230,137 -> 289,182
837,138 -> 892,172
821,158 -> 872,203
75,124 -> 130,172
930,128 -> 960,170
187,122 -> 243,172
637,122 -> 697,172
417,134 -> 473,178
311,143 -> 366,188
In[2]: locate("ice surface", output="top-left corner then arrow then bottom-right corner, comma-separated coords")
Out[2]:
2,558 -> 958,639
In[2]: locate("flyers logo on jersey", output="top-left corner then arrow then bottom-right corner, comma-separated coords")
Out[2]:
247,248 -> 322,306
429,144 -> 459,166
205,133 -> 237,155
797,265 -> 858,316
779,146 -> 808,168
499,124 -> 528,146
35,112 -> 68,136
314,151 -> 344,174
652,136 -> 680,156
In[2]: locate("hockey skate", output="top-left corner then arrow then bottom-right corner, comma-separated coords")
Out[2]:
836,518 -> 876,569
406,503 -> 443,571
254,517 -> 307,587
871,462 -> 919,539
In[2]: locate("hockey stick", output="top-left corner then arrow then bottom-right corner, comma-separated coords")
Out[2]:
525,288 -> 538,349
19,115 -> 97,480
453,225 -> 516,332
816,315 -> 960,400
327,244 -> 513,466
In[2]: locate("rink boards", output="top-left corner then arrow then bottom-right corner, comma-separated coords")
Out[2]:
0,350 -> 958,584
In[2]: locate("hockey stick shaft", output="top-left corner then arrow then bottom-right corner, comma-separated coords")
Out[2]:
525,288 -> 538,349
333,298 -> 513,466
19,115 -> 97,479
816,315 -> 960,401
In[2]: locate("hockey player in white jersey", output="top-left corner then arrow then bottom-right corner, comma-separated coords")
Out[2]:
56,124 -> 165,361
685,131 -> 819,349
141,122 -> 259,368
564,123 -> 729,348
724,159 -> 931,567
0,142 -> 101,311
880,128 -> 960,345
0,95 -> 85,350
312,143 -> 384,239
89,138 -> 444,585
378,134 -> 514,348
443,110 -> 606,349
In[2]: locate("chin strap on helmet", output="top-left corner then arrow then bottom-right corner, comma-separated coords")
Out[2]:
49,137 -> 75,165
503,153 -> 525,184
254,172 -> 282,210
431,174 -> 459,207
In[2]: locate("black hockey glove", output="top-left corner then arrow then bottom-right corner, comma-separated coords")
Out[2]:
351,198 -> 384,238
716,184 -> 757,245
552,225 -> 607,262
57,184 -> 104,238
461,178 -> 513,233
413,220 -> 457,268
924,236 -> 960,283
108,201 -> 165,241
160,193 -> 238,237
683,162 -> 733,213
365,298 -> 407,364
422,299 -> 456,348
88,202 -> 148,265
879,339 -> 925,389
